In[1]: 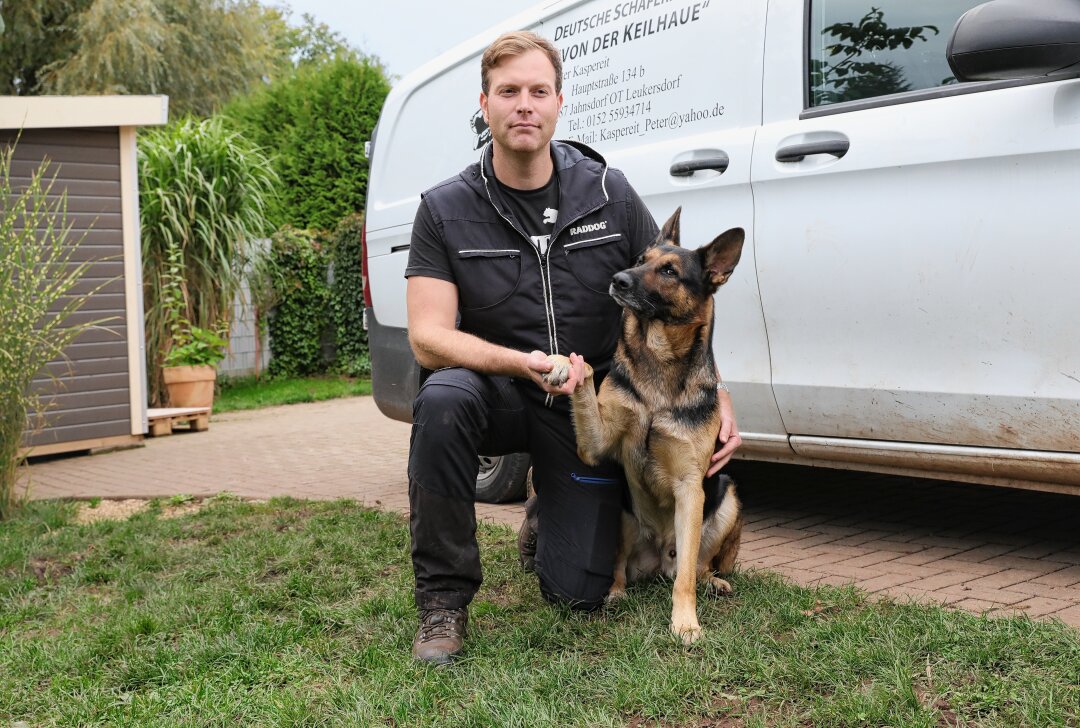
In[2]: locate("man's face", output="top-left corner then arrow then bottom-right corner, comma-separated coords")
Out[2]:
480,49 -> 563,157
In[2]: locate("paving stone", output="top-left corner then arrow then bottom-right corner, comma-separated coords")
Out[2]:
978,554 -> 1075,575
858,572 -> 921,593
818,563 -> 882,581
1052,605 -> 1080,628
782,552 -> 859,571
1010,596 -> 1074,619
935,560 -> 1007,577
1029,565 -> 1080,589
855,539 -> 928,555
938,584 -> 1029,606
874,563 -> 946,581
741,554 -> 802,569
945,543 -> 1016,562
875,585 -> 936,605
949,598 -> 1010,614
903,571 -> 982,593
962,569 -> 1049,592
833,551 -> 905,569
891,547 -> 963,566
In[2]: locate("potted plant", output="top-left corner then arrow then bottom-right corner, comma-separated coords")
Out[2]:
162,325 -> 228,409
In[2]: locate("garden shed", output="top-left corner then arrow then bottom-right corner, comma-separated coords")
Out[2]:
2,95 -> 168,456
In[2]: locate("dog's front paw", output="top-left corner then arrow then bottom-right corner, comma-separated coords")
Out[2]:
543,354 -> 573,387
671,618 -> 702,646
707,576 -> 733,596
671,606 -> 702,645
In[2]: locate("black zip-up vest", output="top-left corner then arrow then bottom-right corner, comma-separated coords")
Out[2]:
421,140 -> 658,381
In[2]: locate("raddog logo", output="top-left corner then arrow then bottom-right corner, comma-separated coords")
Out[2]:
470,109 -> 491,150
570,221 -> 607,235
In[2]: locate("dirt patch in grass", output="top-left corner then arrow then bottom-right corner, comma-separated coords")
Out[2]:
74,499 -> 148,524
74,498 -> 208,524
159,501 -> 206,520
28,556 -> 75,583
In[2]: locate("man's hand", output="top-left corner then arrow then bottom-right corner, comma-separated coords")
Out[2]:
707,388 -> 742,476
526,351 -> 585,395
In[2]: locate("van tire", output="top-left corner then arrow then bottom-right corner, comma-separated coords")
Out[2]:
476,453 -> 530,503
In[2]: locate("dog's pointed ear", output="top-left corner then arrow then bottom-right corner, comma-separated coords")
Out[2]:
656,206 -> 682,248
699,227 -> 744,291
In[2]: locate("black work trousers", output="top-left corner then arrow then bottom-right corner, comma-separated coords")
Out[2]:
408,367 -> 625,612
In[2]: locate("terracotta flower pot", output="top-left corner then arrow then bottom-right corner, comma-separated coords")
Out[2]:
163,365 -> 216,409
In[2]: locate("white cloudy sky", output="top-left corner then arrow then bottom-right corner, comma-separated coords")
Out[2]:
283,0 -> 542,80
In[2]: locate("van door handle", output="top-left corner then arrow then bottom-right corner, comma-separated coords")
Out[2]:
775,140 -> 850,163
669,153 -> 730,177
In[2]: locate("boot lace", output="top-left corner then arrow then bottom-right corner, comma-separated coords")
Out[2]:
418,609 -> 464,642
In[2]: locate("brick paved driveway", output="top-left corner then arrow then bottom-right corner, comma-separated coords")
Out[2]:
24,396 -> 1080,627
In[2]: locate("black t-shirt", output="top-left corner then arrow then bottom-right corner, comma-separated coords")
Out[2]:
405,199 -> 455,285
495,173 -> 559,255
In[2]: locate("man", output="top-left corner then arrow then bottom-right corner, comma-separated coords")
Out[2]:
404,30 -> 740,665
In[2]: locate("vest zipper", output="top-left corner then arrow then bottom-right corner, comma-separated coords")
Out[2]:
479,146 -> 610,406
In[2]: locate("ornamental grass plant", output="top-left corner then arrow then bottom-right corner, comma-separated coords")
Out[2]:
0,145 -> 113,520
139,117 -> 277,406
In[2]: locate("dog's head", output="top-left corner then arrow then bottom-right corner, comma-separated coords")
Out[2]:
609,207 -> 744,323
658,538 -> 679,580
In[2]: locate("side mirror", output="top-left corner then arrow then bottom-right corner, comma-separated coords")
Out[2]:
947,0 -> 1080,82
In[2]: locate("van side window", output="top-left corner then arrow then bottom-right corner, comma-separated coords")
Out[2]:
808,1 -> 985,107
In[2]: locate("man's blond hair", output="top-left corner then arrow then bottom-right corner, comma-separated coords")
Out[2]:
481,30 -> 562,95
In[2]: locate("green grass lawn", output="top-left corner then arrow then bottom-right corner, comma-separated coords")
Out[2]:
2,498 -> 1077,727
214,375 -> 371,413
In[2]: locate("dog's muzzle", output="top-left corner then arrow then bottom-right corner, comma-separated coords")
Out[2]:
609,270 -> 636,307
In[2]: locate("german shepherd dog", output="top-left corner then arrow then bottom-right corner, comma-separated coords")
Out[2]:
544,208 -> 745,644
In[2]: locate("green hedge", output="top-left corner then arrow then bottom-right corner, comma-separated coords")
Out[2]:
223,56 -> 390,231
267,227 -> 330,378
329,214 -> 369,376
265,218 -> 369,378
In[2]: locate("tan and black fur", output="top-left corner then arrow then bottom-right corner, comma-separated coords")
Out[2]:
545,208 -> 745,644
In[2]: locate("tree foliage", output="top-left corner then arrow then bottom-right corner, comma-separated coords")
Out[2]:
0,0 -> 355,117
279,11 -> 355,69
811,7 -> 939,105
0,0 -> 90,95
223,55 -> 390,230
48,0 -> 275,116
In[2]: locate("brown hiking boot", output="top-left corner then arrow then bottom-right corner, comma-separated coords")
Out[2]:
517,495 -> 538,572
412,608 -> 468,665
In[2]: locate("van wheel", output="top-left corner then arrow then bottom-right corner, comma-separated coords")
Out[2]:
475,453 -> 530,503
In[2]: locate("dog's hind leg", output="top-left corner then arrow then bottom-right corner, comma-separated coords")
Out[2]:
712,513 -> 742,576
707,483 -> 743,595
607,512 -> 639,602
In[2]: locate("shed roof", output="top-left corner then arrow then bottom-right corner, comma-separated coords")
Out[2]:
0,95 -> 168,130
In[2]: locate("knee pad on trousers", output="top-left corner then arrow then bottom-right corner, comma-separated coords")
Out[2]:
539,582 -> 605,613
536,559 -> 611,612
413,376 -> 485,424
410,377 -> 488,502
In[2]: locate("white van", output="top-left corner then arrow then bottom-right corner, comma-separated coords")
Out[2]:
363,0 -> 1080,502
